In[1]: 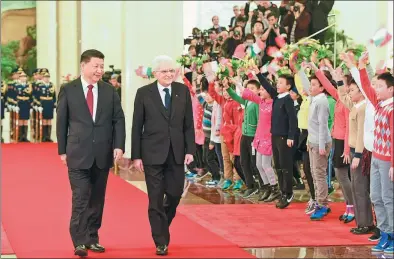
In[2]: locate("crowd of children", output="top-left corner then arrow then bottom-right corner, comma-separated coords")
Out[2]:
182,49 -> 393,254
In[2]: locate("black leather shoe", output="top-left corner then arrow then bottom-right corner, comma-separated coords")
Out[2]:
74,245 -> 88,257
156,245 -> 168,256
87,243 -> 105,253
352,226 -> 375,235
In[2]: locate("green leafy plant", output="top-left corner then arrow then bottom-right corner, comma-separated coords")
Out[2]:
1,40 -> 20,79
25,24 -> 37,75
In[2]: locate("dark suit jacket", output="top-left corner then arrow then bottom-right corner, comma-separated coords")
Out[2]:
306,0 -> 335,32
131,81 -> 195,165
56,77 -> 125,170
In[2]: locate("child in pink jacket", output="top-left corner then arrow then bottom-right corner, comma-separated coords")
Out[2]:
242,85 -> 280,202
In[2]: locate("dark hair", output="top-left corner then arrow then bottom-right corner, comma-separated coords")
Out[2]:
245,33 -> 256,42
80,49 -> 104,63
279,75 -> 295,90
201,76 -> 209,92
246,79 -> 261,89
188,45 -> 196,51
267,13 -> 277,20
295,0 -> 307,5
323,70 -> 337,88
343,74 -> 354,86
203,42 -> 212,50
377,72 -> 394,88
253,21 -> 264,28
236,16 -> 246,23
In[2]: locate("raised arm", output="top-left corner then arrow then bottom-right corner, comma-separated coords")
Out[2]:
183,76 -> 196,96
256,72 -> 278,99
337,82 -> 352,110
359,68 -> 378,106
297,67 -> 310,95
227,87 -> 245,105
315,70 -> 339,100
208,81 -> 224,105
242,88 -> 261,104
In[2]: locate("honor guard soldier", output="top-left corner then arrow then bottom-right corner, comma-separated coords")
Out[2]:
14,70 -> 33,142
36,71 -> 56,142
1,80 -> 6,142
7,68 -> 21,141
32,68 -> 43,139
6,68 -> 20,105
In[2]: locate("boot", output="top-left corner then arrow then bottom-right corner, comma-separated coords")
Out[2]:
1,124 -> 3,143
47,125 -> 53,142
258,184 -> 271,201
264,184 -> 281,202
18,126 -> 23,142
42,125 -> 48,142
23,125 -> 30,142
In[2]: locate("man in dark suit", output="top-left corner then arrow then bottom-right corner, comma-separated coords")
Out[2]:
131,55 -> 195,256
306,0 -> 335,44
56,49 -> 126,257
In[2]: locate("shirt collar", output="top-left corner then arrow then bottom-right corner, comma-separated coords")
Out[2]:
380,97 -> 393,108
81,76 -> 98,89
312,92 -> 326,101
354,99 -> 366,109
157,82 -> 171,93
277,92 -> 289,99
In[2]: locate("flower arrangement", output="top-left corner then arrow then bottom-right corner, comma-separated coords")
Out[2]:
280,38 -> 333,71
176,55 -> 193,67
216,55 -> 258,80
135,66 -> 154,79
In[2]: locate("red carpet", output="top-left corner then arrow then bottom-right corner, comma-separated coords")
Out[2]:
1,143 -> 252,258
179,203 -> 373,248
1,224 -> 14,254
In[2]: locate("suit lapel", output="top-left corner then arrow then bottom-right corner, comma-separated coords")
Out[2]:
74,77 -> 93,123
149,82 -> 169,120
95,81 -> 104,123
170,84 -> 180,121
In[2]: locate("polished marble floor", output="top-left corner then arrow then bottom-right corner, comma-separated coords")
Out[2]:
1,161 -> 386,259
116,161 -> 386,259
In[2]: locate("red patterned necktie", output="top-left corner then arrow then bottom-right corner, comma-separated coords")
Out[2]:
87,85 -> 94,117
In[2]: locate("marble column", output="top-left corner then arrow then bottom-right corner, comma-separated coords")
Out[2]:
36,1 -> 58,86
35,1 -> 57,142
121,1 -> 184,158
57,1 -> 80,87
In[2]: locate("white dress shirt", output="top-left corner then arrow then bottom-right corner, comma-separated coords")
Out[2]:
157,82 -> 172,107
81,76 -> 98,122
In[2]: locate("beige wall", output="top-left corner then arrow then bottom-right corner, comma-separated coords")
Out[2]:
57,1 -> 80,86
80,1 -> 123,69
36,2 -> 57,89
